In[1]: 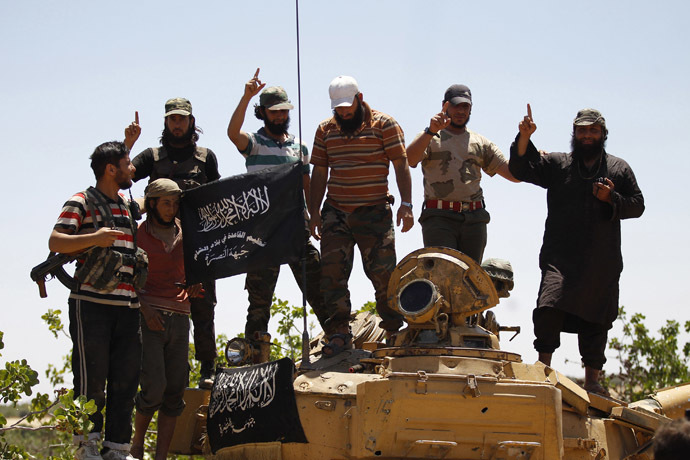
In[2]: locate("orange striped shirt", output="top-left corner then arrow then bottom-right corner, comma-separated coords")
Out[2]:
311,102 -> 406,212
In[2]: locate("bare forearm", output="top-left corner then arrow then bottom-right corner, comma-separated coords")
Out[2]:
309,166 -> 328,216
49,230 -> 95,253
393,158 -> 412,203
227,94 -> 252,150
406,133 -> 432,167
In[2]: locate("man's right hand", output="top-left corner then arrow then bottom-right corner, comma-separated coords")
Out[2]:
92,228 -> 125,247
124,111 -> 141,150
429,101 -> 451,134
309,213 -> 322,240
244,68 -> 266,99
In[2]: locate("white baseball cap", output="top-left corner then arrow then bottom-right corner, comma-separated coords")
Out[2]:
329,75 -> 359,109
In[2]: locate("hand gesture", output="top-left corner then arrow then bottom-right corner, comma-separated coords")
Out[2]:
518,104 -> 537,139
429,102 -> 451,133
244,68 -> 266,99
593,177 -> 614,203
92,227 -> 125,247
124,111 -> 141,150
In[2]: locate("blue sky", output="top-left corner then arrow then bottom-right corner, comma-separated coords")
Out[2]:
2,0 -> 689,395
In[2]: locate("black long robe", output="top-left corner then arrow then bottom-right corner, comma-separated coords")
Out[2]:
509,138 -> 644,326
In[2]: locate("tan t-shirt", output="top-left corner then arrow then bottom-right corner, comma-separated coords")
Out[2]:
417,128 -> 506,202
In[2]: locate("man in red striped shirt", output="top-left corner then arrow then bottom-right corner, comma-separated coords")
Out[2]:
49,141 -> 141,460
309,76 -> 414,354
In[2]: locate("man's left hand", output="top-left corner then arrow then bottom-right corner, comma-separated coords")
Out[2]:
593,177 -> 614,203
396,205 -> 414,232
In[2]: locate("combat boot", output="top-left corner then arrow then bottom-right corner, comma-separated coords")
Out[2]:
199,360 -> 215,389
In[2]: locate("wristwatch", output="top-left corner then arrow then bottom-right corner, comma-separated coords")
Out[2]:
401,201 -> 413,209
424,127 -> 440,138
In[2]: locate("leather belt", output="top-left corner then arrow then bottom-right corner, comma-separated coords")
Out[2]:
425,199 -> 484,212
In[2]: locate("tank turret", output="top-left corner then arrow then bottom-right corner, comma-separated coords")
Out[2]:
194,248 -> 690,460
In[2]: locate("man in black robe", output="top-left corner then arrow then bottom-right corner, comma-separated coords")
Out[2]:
509,105 -> 644,395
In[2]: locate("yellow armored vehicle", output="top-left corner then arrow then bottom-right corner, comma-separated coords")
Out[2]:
180,247 -> 689,460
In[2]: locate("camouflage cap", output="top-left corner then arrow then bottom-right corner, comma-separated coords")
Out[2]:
259,87 -> 294,110
145,178 -> 181,199
481,258 -> 514,291
165,97 -> 192,117
573,108 -> 606,128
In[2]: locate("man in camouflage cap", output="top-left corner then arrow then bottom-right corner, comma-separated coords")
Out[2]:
407,84 -> 518,263
227,68 -> 330,344
510,105 -> 645,395
124,97 -> 221,388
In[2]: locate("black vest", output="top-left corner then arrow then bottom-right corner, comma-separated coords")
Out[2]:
149,146 -> 209,190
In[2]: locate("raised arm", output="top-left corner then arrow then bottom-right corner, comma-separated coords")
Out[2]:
406,102 -> 451,167
227,68 -> 266,152
516,103 -> 537,156
124,111 -> 141,151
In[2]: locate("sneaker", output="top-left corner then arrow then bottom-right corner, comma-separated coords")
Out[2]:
199,360 -> 215,389
75,439 -> 102,460
101,447 -> 135,460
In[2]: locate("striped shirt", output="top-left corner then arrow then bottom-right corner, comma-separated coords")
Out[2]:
54,188 -> 138,307
311,102 -> 406,212
241,127 -> 310,174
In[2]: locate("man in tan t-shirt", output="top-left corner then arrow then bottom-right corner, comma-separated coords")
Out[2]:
407,84 -> 518,262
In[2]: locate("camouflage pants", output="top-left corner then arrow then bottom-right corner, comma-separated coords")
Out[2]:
320,202 -> 403,333
244,230 -> 326,337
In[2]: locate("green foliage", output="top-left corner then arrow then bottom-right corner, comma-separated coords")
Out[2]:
357,301 -> 377,314
608,306 -> 690,401
41,310 -> 67,340
269,296 -> 312,361
0,314 -> 97,459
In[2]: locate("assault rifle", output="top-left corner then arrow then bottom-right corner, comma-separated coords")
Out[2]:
30,250 -> 89,298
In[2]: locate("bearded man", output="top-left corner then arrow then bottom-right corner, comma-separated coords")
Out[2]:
407,84 -> 518,262
309,75 -> 414,355
128,98 -> 221,388
509,106 -> 645,395
227,69 -> 329,344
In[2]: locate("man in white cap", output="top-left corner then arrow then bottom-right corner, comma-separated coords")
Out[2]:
309,75 -> 414,355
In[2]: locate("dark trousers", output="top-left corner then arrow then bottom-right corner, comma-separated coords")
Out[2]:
69,298 -> 141,448
419,208 -> 490,263
245,231 -> 327,337
190,280 -> 217,362
533,307 -> 610,370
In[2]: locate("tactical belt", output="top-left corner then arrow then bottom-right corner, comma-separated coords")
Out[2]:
425,199 -> 484,212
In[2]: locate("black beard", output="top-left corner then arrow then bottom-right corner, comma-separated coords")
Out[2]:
162,125 -> 194,147
450,114 -> 470,129
334,102 -> 365,135
150,206 -> 175,227
571,136 -> 605,163
265,116 -> 290,136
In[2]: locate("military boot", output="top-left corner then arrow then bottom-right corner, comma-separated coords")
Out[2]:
199,360 -> 215,389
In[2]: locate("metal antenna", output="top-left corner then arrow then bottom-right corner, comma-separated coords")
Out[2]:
295,0 -> 311,367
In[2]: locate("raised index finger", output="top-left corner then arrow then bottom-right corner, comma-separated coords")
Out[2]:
527,103 -> 533,121
134,111 -> 139,125
442,101 -> 450,114
254,68 -> 260,79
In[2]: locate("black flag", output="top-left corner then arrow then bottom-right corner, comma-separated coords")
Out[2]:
180,163 -> 304,284
207,358 -> 307,452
